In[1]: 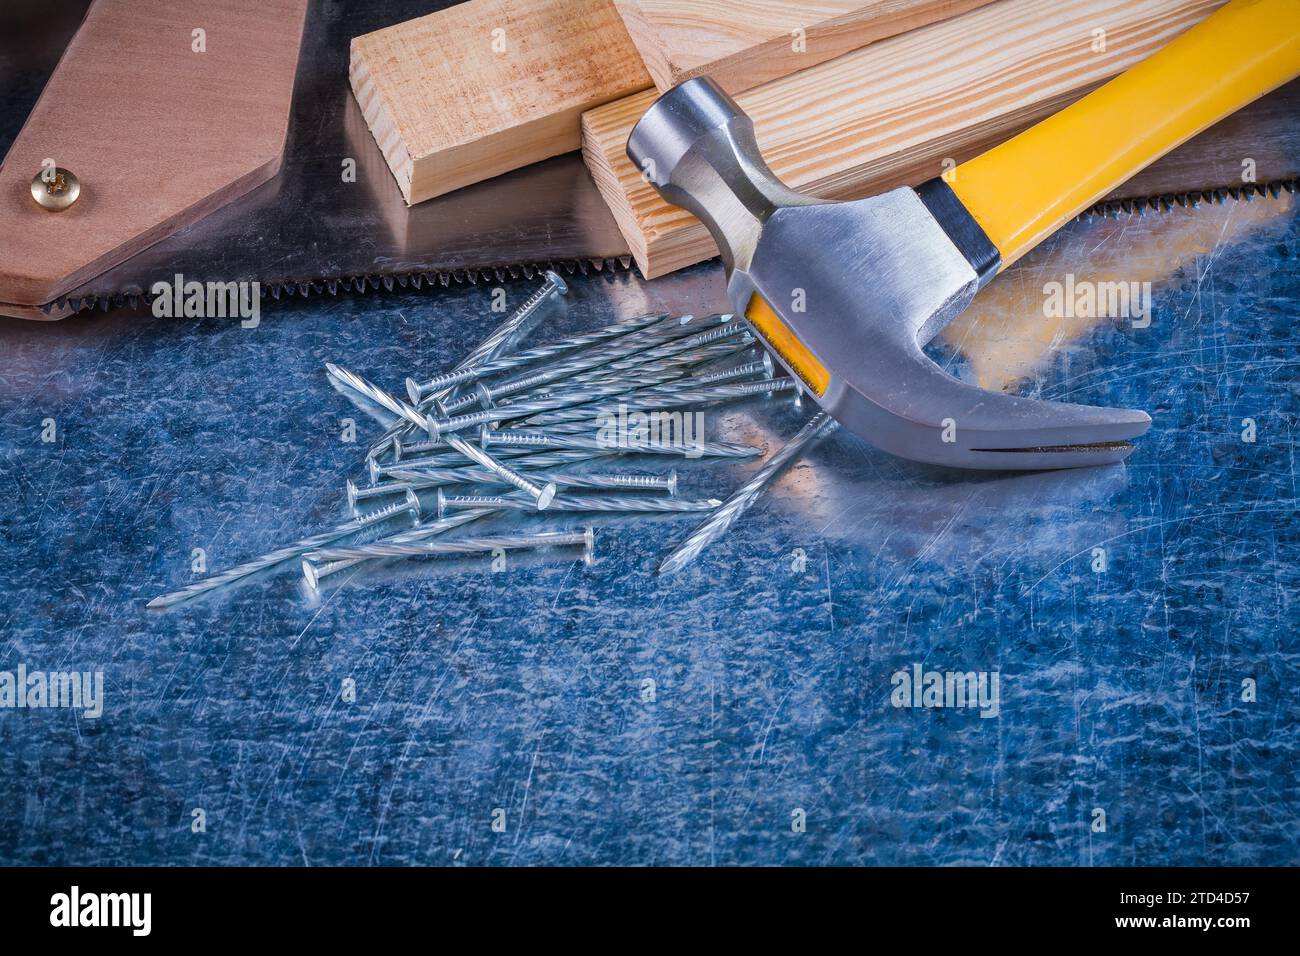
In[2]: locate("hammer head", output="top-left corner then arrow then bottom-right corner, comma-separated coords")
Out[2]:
627,78 -> 1150,470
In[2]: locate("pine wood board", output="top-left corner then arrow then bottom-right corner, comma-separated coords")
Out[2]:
613,0 -> 997,93
582,0 -> 1226,279
349,0 -> 653,206
0,0 -> 308,310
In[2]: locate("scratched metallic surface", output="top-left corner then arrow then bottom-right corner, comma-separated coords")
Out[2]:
0,190 -> 1297,865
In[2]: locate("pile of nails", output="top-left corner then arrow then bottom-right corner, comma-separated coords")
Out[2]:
147,272 -> 835,609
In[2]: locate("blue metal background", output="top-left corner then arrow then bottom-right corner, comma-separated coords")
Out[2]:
1,190 -> 1296,866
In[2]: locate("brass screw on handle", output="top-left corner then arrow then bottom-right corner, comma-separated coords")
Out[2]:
31,166 -> 81,211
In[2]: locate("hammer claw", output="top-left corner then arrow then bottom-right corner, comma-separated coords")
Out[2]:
836,348 -> 1152,470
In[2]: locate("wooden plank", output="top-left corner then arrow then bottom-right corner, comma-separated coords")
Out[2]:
349,0 -> 653,206
582,0 -> 1226,279
613,0 -> 997,94
0,0 -> 308,311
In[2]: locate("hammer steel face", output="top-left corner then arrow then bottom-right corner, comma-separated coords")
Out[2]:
625,0 -> 1300,470
627,78 -> 1148,471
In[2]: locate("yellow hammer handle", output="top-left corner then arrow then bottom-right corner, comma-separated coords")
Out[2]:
949,0 -> 1300,269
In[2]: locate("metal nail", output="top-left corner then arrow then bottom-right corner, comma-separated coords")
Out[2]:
440,315 -> 742,413
407,312 -> 676,400
327,363 -> 434,436
303,528 -> 594,581
658,413 -> 838,574
375,447 -> 609,477
350,469 -> 674,513
146,490 -> 421,608
303,529 -> 594,589
428,353 -> 768,440
499,337 -> 753,406
403,270 -> 569,407
369,271 -> 572,457
436,489 -> 720,517
380,313 -> 730,460
481,428 -> 760,459
441,432 -> 556,509
308,508 -> 496,586
516,376 -> 796,429
692,355 -> 772,386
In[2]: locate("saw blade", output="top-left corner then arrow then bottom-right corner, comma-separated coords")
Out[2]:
2,1 -> 1297,319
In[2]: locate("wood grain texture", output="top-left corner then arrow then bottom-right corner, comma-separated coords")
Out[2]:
349,0 -> 653,206
613,0 -> 997,93
582,0 -> 1226,279
0,0 -> 307,311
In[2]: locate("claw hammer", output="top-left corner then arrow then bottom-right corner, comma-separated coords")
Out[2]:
628,0 -> 1300,469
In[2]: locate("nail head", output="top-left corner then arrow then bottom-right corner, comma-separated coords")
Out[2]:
536,482 -> 558,511
544,270 -> 568,295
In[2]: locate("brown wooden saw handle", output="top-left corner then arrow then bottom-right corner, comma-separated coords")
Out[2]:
0,0 -> 308,319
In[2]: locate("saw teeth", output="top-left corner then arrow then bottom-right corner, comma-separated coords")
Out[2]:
1079,176 -> 1297,223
